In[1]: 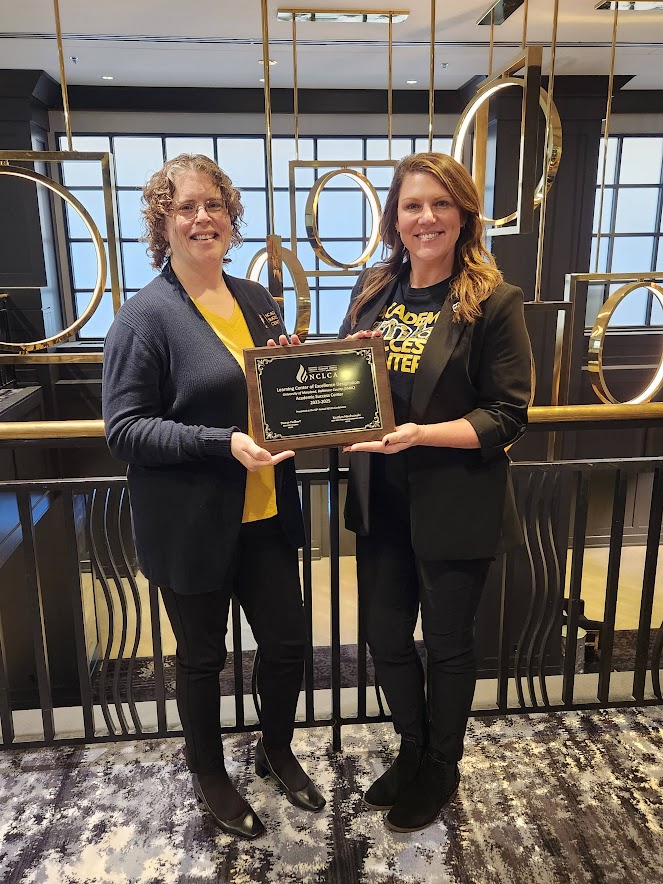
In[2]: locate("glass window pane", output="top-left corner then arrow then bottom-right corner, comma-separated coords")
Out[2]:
75,291 -> 114,339
315,164 -> 369,189
217,138 -> 265,188
226,243 -> 252,279
274,189 -> 310,239
657,239 -> 663,271
651,292 -> 663,326
596,137 -> 618,186
590,237 -> 609,274
60,136 -> 110,186
366,137 -> 412,161
609,286 -> 648,326
367,243 -> 389,266
414,137 -> 453,155
113,137 -> 164,187
292,239 -> 317,272
272,138 -> 314,188
618,137 -> 663,185
117,190 -> 145,240
319,288 -> 352,335
282,288 -> 316,335
316,239 -> 366,268
165,138 -> 215,161
614,188 -> 659,233
316,189 -> 363,238
316,139 -> 363,160
592,189 -> 614,235
585,284 -> 607,327
238,190 -> 267,241
610,237 -> 655,273
70,241 -> 109,290
122,241 -> 157,290
66,189 -> 108,239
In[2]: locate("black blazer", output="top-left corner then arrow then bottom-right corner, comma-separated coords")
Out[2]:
339,269 -> 532,560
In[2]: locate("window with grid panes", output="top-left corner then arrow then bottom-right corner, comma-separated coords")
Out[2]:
58,134 -> 452,339
589,135 -> 663,328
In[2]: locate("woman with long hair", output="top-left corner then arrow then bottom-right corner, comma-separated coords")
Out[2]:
340,152 -> 532,833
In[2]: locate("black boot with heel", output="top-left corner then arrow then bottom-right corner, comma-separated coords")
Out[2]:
363,736 -> 423,810
385,749 -> 460,832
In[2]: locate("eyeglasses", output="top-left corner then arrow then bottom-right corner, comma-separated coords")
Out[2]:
173,199 -> 227,220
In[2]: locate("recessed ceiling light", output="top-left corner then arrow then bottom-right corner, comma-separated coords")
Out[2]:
258,58 -> 278,65
440,62 -> 449,69
259,78 -> 265,83
406,79 -> 418,84
101,75 -> 114,80
595,2 -> 663,8
277,9 -> 409,24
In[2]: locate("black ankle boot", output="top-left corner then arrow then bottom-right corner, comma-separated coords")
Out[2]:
385,750 -> 460,832
364,737 -> 423,810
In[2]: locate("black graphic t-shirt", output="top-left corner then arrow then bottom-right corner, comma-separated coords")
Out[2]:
372,276 -> 451,425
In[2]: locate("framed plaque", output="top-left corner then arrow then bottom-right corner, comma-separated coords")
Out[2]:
244,338 -> 395,452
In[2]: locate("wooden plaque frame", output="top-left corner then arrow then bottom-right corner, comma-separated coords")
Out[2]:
244,338 -> 395,453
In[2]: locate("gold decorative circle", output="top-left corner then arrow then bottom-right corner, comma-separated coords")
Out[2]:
0,165 -> 106,352
588,281 -> 663,405
247,245 -> 312,341
451,78 -> 562,228
305,169 -> 382,268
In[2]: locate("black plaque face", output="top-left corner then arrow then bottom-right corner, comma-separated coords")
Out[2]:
244,339 -> 395,452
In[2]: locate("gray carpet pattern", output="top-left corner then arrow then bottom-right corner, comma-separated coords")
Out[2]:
1,707 -> 662,883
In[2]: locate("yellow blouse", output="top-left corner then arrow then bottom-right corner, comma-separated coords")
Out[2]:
196,300 -> 277,523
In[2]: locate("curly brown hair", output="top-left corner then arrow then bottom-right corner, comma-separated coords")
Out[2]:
141,154 -> 244,269
349,152 -> 503,326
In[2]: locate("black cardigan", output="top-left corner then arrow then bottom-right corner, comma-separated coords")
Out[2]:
339,268 -> 532,560
102,264 -> 304,594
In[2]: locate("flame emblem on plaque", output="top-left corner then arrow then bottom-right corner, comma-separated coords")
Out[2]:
296,365 -> 309,384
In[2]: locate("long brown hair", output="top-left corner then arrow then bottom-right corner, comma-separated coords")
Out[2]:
349,153 -> 502,325
141,154 -> 244,269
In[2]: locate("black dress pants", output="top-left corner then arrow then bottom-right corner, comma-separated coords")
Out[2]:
356,526 -> 491,762
160,517 -> 306,775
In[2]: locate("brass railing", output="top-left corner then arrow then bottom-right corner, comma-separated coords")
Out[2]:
1,403 -> 663,442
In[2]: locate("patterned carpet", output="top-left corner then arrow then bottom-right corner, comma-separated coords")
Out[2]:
1,707 -> 662,883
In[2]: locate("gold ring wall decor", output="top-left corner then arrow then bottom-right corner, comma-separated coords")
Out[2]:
588,281 -> 663,405
451,78 -> 562,229
247,241 -> 312,341
0,164 -> 106,352
305,168 -> 382,269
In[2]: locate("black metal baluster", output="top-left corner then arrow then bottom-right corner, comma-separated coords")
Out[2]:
62,490 -> 95,741
496,553 -> 511,713
301,476 -> 315,723
0,583 -> 14,745
537,470 -> 563,709
17,490 -> 54,743
149,583 -> 168,735
102,488 -> 130,734
86,488 -> 116,735
633,467 -> 663,701
116,488 -> 143,733
598,470 -> 628,705
514,472 -> 537,708
525,472 -> 548,707
232,598 -> 245,728
329,448 -> 342,752
563,470 -> 590,707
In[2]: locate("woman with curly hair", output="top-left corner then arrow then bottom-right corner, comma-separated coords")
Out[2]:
102,154 -> 324,840
339,153 -> 532,833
